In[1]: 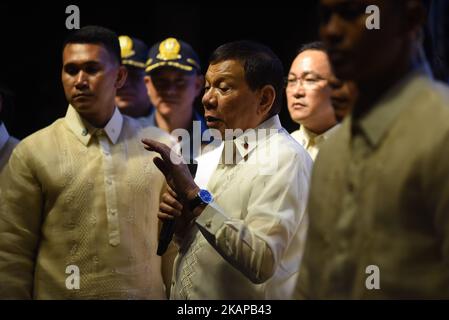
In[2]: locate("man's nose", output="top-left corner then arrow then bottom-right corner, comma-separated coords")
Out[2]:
202,88 -> 217,110
74,71 -> 89,89
291,81 -> 306,98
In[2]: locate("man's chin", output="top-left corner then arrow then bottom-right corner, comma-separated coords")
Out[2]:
205,122 -> 225,137
334,108 -> 350,122
290,111 -> 309,124
71,101 -> 88,109
70,101 -> 96,115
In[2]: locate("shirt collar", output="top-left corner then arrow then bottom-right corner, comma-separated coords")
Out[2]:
65,105 -> 123,146
233,115 -> 283,159
355,68 -> 431,148
0,122 -> 10,152
103,107 -> 123,143
298,124 -> 340,146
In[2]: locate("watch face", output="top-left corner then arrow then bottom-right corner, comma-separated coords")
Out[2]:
199,189 -> 213,203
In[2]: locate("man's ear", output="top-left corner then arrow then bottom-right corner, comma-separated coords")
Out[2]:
115,66 -> 128,89
258,85 -> 276,117
144,75 -> 152,90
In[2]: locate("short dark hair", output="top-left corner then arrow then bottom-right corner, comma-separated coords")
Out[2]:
297,41 -> 327,55
63,25 -> 121,65
209,40 -> 284,117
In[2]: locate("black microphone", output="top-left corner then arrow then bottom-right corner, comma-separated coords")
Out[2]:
157,161 -> 198,256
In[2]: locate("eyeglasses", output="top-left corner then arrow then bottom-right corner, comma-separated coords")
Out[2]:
285,73 -> 329,91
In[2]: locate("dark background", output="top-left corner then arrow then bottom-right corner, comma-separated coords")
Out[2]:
0,1 -> 320,138
0,1 -> 448,139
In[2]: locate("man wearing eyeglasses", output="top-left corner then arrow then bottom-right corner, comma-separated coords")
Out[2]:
144,38 -> 207,164
286,41 -> 340,161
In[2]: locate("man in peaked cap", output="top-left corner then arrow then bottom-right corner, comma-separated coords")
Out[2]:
144,37 -> 207,164
115,35 -> 153,121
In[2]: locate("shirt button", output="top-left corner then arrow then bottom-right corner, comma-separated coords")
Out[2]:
205,220 -> 212,228
106,179 -> 112,185
82,128 -> 88,136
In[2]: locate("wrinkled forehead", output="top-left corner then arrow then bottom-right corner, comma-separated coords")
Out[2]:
206,59 -> 245,81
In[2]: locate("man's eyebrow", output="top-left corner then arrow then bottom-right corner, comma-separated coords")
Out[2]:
205,74 -> 235,83
303,71 -> 321,77
288,71 -> 321,78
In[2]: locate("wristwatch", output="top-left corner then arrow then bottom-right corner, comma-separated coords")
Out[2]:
188,189 -> 214,211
